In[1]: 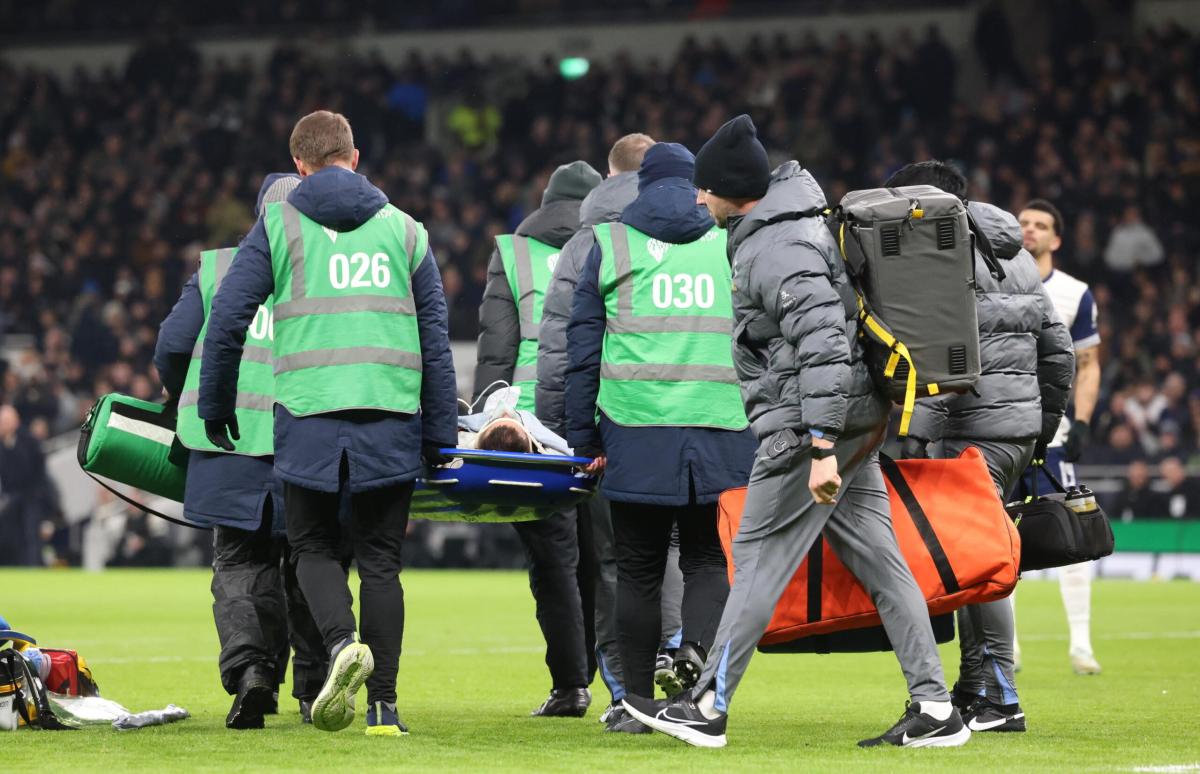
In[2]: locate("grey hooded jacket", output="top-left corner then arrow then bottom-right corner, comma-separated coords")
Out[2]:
534,171 -> 639,434
727,161 -> 888,442
907,202 -> 1075,443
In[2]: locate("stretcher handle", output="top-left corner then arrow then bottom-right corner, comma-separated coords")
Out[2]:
487,479 -> 545,489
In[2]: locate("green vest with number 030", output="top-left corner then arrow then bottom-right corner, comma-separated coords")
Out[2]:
176,248 -> 276,456
263,201 -> 425,417
495,234 -> 558,412
594,223 -> 748,430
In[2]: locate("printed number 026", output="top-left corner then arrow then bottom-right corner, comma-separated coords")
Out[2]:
651,273 -> 715,309
329,252 -> 391,289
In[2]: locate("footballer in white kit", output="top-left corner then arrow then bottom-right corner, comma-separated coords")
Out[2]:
1016,199 -> 1103,676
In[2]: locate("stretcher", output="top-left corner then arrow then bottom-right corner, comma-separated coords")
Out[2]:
411,448 -> 598,523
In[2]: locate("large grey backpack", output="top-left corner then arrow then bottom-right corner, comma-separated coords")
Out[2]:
831,185 -> 1005,436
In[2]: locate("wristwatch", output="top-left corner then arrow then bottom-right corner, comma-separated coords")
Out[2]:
811,445 -> 836,460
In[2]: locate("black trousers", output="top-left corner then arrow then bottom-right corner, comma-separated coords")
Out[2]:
511,509 -> 592,690
211,496 -> 326,700
285,478 -> 413,705
609,500 -> 730,698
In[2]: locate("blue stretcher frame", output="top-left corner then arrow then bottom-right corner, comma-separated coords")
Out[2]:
411,448 -> 598,523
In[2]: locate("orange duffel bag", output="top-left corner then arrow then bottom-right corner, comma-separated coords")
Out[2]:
718,447 -> 1021,649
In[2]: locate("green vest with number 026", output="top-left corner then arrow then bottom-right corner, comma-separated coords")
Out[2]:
495,234 -> 558,412
176,248 -> 276,456
263,201 -> 425,417
594,223 -> 748,430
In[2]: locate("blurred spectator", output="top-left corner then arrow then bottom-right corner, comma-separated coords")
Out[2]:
1103,206 -> 1165,273
1160,457 -> 1200,520
0,405 -> 56,565
1113,460 -> 1165,522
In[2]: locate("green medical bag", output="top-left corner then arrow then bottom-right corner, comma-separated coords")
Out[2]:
77,394 -> 188,503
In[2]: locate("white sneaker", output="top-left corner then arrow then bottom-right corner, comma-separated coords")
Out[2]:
312,638 -> 375,732
1070,649 -> 1101,675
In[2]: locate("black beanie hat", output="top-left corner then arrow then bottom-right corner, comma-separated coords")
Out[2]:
693,114 -> 771,200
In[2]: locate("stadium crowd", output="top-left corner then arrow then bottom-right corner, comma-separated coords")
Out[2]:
1,15 -> 1198,565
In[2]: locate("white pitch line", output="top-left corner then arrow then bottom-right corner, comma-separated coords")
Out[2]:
1021,631 -> 1200,643
1130,765 -> 1200,773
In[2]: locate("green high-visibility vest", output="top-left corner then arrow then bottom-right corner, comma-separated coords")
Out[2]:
176,247 -> 276,456
263,201 -> 425,417
594,223 -> 748,430
495,234 -> 559,411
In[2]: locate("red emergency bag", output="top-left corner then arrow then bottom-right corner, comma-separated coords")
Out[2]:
718,447 -> 1021,647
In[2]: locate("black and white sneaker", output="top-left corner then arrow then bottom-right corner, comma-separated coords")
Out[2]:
623,692 -> 727,749
857,701 -> 971,748
603,706 -> 652,734
964,700 -> 1026,733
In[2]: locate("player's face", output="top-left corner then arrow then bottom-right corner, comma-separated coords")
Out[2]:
1019,209 -> 1062,258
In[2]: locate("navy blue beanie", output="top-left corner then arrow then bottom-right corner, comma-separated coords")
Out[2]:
638,142 -> 696,192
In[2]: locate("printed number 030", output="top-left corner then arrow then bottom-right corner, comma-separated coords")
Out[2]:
652,273 -> 715,309
329,252 -> 391,289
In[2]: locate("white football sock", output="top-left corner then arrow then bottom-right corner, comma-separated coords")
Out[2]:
696,689 -> 723,719
1060,562 -> 1094,655
918,700 -> 953,721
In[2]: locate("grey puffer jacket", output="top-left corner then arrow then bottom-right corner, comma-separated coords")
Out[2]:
908,202 -> 1074,443
727,161 -> 888,442
534,172 -> 638,434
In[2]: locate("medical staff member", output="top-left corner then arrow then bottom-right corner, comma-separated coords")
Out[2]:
1018,198 -> 1104,676
624,119 -> 964,750
889,162 -> 1074,735
474,160 -> 601,718
565,141 -> 756,727
156,174 -> 327,730
199,111 -> 458,737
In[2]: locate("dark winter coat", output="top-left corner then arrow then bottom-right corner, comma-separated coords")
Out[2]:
726,161 -> 889,443
565,144 -> 757,505
198,166 -> 458,493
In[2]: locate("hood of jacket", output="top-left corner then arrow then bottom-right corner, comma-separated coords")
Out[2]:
579,172 -> 638,227
515,199 -> 581,249
622,142 -> 714,243
967,201 -> 1023,261
287,166 -> 388,232
728,161 -> 827,254
255,173 -> 301,219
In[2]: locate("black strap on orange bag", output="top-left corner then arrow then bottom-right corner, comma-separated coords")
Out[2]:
879,455 -> 961,594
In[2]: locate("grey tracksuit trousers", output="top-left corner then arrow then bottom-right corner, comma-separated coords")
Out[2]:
942,438 -> 1033,707
696,427 -> 949,712
589,493 -> 684,703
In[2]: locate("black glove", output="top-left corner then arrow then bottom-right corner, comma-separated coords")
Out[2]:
204,416 -> 239,452
423,444 -> 454,467
1032,436 -> 1050,465
1063,419 -> 1090,462
900,436 -> 930,460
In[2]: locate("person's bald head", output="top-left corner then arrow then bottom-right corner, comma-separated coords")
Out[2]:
608,133 -> 655,177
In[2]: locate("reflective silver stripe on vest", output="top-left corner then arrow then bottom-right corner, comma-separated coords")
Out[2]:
512,236 -> 539,340
178,390 -> 274,412
192,340 -> 273,363
607,315 -> 731,335
275,347 -> 423,374
609,225 -> 635,319
273,294 -> 416,321
599,363 -> 738,384
403,212 -> 420,269
512,365 -> 538,383
281,202 -> 307,302
213,247 -> 236,287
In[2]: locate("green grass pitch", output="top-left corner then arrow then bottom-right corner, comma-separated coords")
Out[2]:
3,569 -> 1198,772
